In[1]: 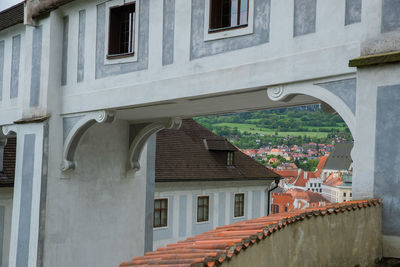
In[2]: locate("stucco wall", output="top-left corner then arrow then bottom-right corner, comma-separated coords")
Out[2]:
43,120 -> 149,267
223,205 -> 382,267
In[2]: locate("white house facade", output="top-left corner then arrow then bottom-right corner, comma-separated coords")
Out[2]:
0,0 -> 398,265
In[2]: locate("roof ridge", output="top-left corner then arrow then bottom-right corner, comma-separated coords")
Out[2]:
120,199 -> 381,267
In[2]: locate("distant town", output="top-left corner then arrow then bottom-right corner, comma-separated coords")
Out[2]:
196,105 -> 354,215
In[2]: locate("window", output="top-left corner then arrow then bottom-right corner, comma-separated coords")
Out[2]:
319,183 -> 321,187
209,0 -> 248,32
312,203 -> 316,207
284,206 -> 288,212
234,193 -> 244,217
153,199 -> 168,228
319,189 -> 322,193
271,204 -> 279,214
197,196 -> 209,222
108,2 -> 136,58
343,192 -> 347,197
310,183 -> 313,187
227,151 -> 234,166
350,192 -> 352,197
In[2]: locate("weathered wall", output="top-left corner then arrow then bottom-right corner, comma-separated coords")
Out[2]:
43,120 -> 149,267
0,188 -> 12,267
223,205 -> 382,267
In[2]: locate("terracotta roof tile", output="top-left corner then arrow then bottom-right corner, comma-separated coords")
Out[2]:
120,199 -> 381,267
314,155 -> 329,177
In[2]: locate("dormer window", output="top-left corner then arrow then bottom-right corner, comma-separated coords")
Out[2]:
227,151 -> 234,166
108,2 -> 136,58
209,0 -> 249,32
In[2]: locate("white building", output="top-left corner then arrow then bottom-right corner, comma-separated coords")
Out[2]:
153,119 -> 280,248
0,0 -> 398,265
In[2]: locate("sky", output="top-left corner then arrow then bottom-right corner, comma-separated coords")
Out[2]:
0,0 -> 21,11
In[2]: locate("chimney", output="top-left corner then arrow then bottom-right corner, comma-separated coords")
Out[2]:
304,171 -> 308,179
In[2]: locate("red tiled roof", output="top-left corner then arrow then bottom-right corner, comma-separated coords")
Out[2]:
314,155 -> 329,178
323,173 -> 344,187
120,199 -> 381,267
292,171 -> 317,187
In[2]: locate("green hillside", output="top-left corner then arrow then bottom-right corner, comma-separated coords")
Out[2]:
194,106 -> 352,149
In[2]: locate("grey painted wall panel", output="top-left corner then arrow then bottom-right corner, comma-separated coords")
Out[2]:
10,35 -> 21,99
16,134 -> 36,267
218,192 -> 225,226
61,16 -> 69,86
153,196 -> 174,241
162,0 -> 175,66
345,0 -> 361,25
178,195 -> 187,237
77,10 -> 86,83
294,0 -> 316,37
95,1 -> 149,79
0,206 -> 4,264
317,78 -> 357,115
375,84 -> 400,236
190,0 -> 271,60
191,194 -> 214,235
381,0 -> 400,33
0,41 -> 4,101
252,190 -> 261,218
30,26 -> 43,107
144,135 -> 156,253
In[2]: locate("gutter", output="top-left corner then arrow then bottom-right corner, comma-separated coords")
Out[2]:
266,177 -> 281,216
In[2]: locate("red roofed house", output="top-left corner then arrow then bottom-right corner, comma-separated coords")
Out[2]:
270,193 -> 294,214
314,155 -> 329,178
322,172 -> 353,203
153,119 -> 281,249
286,189 -> 330,209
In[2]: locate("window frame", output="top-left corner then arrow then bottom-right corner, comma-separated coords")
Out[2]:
203,0 -> 255,41
153,198 -> 168,228
197,196 -> 210,223
104,0 -> 140,65
234,193 -> 245,218
208,0 -> 250,33
227,151 -> 234,166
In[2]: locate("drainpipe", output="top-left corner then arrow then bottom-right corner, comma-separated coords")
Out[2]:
266,177 -> 281,216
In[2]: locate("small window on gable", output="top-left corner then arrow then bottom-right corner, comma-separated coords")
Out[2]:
108,2 -> 136,58
227,151 -> 234,166
209,0 -> 248,32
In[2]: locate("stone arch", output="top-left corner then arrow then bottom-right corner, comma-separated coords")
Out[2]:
266,79 -> 356,137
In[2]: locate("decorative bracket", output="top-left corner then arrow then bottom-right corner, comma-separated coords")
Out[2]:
267,85 -> 296,102
127,117 -> 182,174
61,110 -> 115,172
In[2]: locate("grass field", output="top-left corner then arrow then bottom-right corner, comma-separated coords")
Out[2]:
213,123 -> 334,138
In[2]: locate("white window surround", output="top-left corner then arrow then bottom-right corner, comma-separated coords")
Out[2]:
196,195 -> 210,224
104,0 -> 139,65
203,0 -> 255,42
233,193 -> 245,218
153,197 -> 169,229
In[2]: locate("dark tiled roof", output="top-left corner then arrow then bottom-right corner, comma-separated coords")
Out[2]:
0,2 -> 24,32
0,137 -> 16,187
324,143 -> 353,171
156,119 -> 280,182
120,199 -> 381,267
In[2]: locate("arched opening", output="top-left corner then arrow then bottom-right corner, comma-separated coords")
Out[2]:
150,98 -> 354,249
